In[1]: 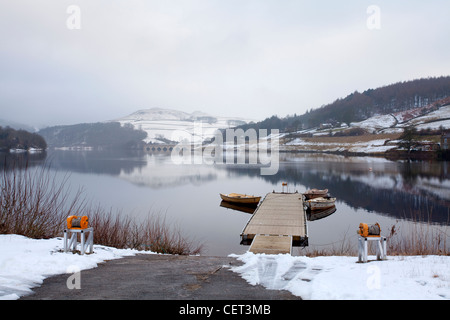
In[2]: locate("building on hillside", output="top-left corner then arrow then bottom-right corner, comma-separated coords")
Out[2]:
320,123 -> 333,129
441,132 -> 450,150
414,142 -> 440,152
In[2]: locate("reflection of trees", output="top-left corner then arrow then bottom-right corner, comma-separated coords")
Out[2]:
223,159 -> 450,224
1,151 -> 47,170
45,150 -> 147,175
6,150 -> 448,224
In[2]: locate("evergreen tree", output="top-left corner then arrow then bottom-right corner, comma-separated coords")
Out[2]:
397,126 -> 418,153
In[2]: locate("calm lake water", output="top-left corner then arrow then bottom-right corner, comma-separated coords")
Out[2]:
6,150 -> 450,256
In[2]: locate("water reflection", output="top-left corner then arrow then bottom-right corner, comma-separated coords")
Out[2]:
0,151 -> 47,169
46,150 -> 147,175
307,206 -> 337,221
225,155 -> 450,224
2,150 -> 449,255
219,200 -> 257,214
6,150 -> 449,226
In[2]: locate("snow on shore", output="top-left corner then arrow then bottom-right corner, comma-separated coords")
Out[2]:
1,234 -> 448,300
0,234 -> 152,300
230,252 -> 449,300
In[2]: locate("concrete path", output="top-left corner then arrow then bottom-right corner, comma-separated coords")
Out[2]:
21,254 -> 301,300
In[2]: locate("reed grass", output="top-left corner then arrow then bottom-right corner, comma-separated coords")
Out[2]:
385,219 -> 448,256
0,161 -> 82,238
88,207 -> 202,255
303,219 -> 448,257
0,160 -> 202,255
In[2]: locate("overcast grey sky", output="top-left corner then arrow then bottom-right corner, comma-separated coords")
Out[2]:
1,0 -> 449,127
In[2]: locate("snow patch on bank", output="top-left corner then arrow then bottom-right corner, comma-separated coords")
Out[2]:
230,252 -> 450,300
1,234 -> 448,300
0,234 -> 154,300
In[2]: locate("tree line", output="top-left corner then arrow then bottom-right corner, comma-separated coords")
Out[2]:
302,76 -> 450,129
236,76 -> 450,133
0,126 -> 47,151
38,122 -> 147,149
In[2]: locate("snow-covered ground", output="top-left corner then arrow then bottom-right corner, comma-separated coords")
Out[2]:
230,252 -> 450,300
283,104 -> 450,154
113,108 -> 254,144
1,234 -> 448,300
0,234 -> 153,300
294,104 -> 450,139
350,114 -> 397,133
285,137 -> 397,154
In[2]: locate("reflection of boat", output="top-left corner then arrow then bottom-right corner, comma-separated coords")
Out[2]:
220,193 -> 261,205
305,196 -> 336,211
307,205 -> 336,221
304,189 -> 329,199
220,201 -> 257,214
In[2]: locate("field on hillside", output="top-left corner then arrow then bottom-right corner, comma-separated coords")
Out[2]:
297,133 -> 401,145
282,133 -> 403,153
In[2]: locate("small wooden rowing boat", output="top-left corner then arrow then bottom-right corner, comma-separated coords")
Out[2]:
220,193 -> 261,205
305,196 -> 336,211
304,188 -> 328,199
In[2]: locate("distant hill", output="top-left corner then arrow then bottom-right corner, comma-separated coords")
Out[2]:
237,76 -> 450,133
38,122 -> 147,149
38,108 -> 254,148
113,107 -> 254,144
290,102 -> 450,138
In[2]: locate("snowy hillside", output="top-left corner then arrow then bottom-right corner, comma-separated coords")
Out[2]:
283,103 -> 450,154
294,104 -> 450,137
113,108 -> 255,144
354,104 -> 450,134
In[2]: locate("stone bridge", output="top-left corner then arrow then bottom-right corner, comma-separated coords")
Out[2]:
143,144 -> 177,153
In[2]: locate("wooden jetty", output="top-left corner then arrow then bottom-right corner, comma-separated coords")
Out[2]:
240,192 -> 308,255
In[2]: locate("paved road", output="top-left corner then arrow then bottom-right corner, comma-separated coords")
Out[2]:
21,254 -> 301,300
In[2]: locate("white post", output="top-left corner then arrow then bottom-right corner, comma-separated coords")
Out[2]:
377,239 -> 382,260
80,230 -> 85,255
363,238 -> 368,263
358,237 -> 363,262
69,232 -> 77,251
63,229 -> 68,252
88,229 -> 94,254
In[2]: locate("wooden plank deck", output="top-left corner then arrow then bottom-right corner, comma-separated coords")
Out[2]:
241,192 -> 308,254
249,235 -> 293,255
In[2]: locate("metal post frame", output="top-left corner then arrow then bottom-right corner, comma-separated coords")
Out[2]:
358,236 -> 387,263
63,227 -> 94,255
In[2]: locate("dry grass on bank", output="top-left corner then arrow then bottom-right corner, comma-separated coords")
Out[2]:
384,220 -> 448,256
0,161 -> 202,255
304,219 -> 449,257
282,133 -> 402,153
89,208 -> 202,255
302,133 -> 402,145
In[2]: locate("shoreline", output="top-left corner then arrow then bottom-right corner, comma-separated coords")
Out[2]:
1,234 -> 447,301
279,148 -> 441,161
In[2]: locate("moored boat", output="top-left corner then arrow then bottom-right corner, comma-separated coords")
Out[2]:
220,193 -> 261,205
305,196 -> 336,211
303,188 -> 328,199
